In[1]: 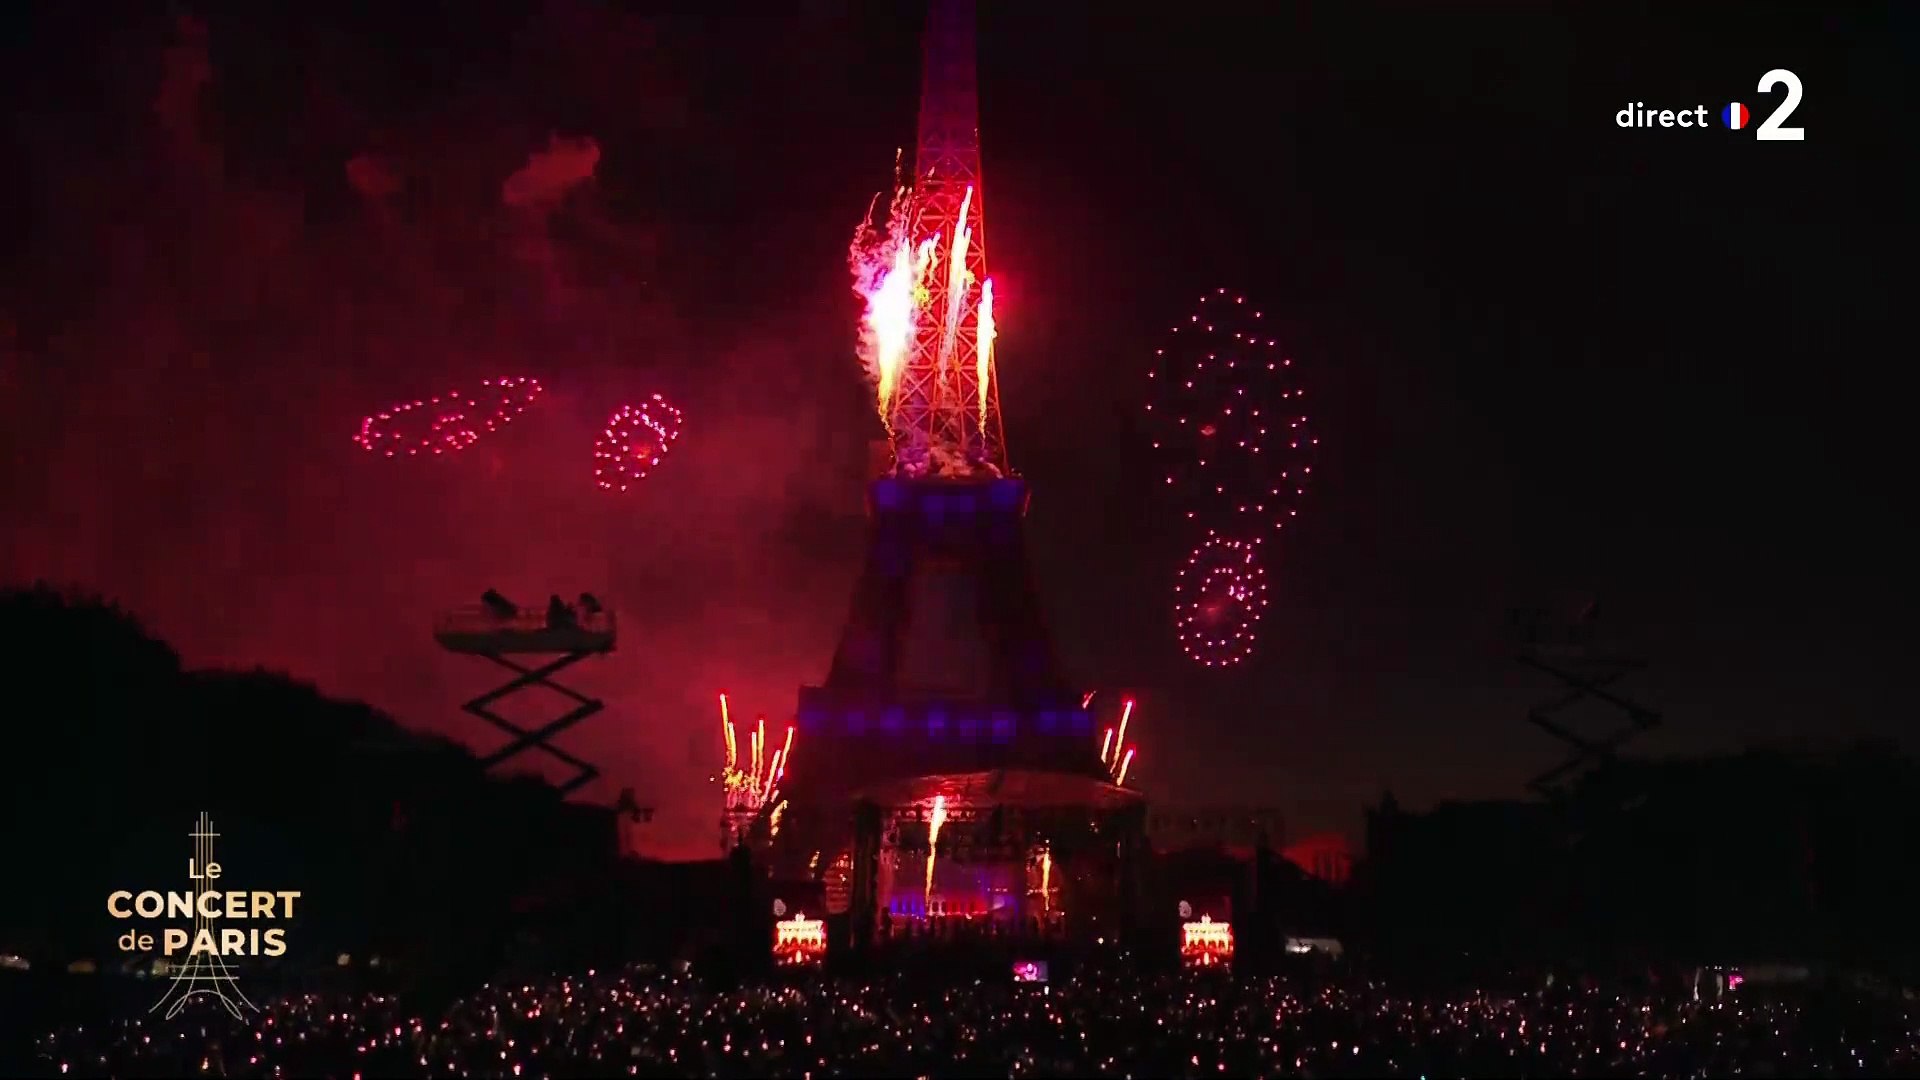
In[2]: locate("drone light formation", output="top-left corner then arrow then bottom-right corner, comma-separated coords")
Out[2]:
1175,532 -> 1270,667
850,169 -> 999,454
352,376 -> 543,458
1149,288 -> 1318,666
593,395 -> 684,492
850,172 -> 926,431
924,794 -> 948,908
1147,289 -> 1316,533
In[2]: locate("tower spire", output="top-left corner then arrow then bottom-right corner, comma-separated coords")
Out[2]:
889,0 -> 1005,477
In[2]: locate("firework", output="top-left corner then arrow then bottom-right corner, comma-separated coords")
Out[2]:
1174,532 -> 1269,667
593,395 -> 683,492
1146,289 -> 1316,533
850,164 -> 998,469
936,187 -> 977,374
924,794 -> 948,908
715,693 -> 793,819
1096,696 -> 1141,785
352,376 -> 543,458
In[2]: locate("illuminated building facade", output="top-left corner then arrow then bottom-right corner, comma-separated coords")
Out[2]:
1181,915 -> 1235,967
1282,833 -> 1354,887
773,914 -> 827,966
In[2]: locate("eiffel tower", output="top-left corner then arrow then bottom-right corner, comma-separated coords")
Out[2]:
1513,600 -> 1664,796
150,812 -> 258,1020
775,0 -> 1145,950
789,0 -> 1107,816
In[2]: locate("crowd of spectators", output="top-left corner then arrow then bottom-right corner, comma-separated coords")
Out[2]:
33,962 -> 1920,1077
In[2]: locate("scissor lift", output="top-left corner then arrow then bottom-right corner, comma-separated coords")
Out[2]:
435,602 -> 616,795
1513,603 -> 1663,797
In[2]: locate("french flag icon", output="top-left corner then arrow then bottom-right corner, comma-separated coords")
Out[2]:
1722,102 -> 1750,129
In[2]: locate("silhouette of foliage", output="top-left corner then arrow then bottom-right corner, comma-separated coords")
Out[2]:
1356,747 -> 1920,979
0,583 -> 623,993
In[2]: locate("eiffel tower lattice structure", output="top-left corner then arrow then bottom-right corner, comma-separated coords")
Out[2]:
150,812 -> 258,1020
1513,601 -> 1664,797
877,0 -> 1005,479
768,1 -> 1156,956
435,595 -> 616,795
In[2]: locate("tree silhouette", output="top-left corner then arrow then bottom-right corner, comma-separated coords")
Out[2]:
0,583 -> 623,994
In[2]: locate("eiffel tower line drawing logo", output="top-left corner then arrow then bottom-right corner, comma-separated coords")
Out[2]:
150,812 -> 258,1020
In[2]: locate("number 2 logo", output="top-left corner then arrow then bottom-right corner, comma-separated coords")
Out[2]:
1755,69 -> 1804,141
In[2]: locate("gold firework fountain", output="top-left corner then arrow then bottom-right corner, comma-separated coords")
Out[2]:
715,693 -> 793,851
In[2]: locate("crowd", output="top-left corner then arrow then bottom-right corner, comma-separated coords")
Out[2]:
32,964 -> 1920,1077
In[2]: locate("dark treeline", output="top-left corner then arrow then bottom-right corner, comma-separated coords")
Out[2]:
1354,748 -> 1920,980
0,584 -> 722,1007
7,583 -> 1919,998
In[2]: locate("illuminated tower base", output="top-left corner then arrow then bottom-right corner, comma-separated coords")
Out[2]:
776,477 -> 1145,949
792,478 -> 1100,789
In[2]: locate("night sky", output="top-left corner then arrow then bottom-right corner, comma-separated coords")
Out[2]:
0,1 -> 1907,854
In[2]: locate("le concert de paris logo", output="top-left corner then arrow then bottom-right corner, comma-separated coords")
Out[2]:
105,812 -> 304,1019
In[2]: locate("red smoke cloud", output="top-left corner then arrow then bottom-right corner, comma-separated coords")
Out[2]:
0,6 -> 873,862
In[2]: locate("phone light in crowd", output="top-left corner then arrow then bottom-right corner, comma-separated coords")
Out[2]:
1012,960 -> 1049,983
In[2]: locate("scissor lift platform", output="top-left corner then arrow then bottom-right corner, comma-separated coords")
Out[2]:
435,604 -> 615,795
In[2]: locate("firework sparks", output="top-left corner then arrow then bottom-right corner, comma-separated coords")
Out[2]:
1093,696 -> 1141,783
924,795 -> 948,909
937,186 -> 977,375
715,694 -> 793,820
850,166 -> 998,468
976,278 -> 996,436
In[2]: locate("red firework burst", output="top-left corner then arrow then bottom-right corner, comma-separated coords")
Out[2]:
594,395 -> 684,492
352,376 -> 543,458
1146,288 -> 1316,534
1174,532 -> 1268,668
